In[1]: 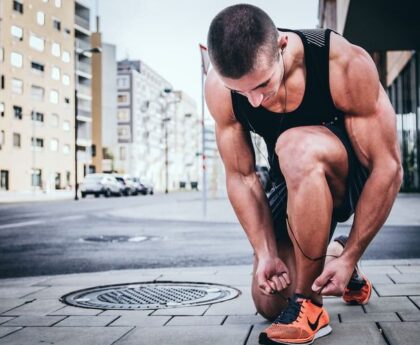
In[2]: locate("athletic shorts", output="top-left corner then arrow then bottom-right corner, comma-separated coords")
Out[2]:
267,123 -> 370,241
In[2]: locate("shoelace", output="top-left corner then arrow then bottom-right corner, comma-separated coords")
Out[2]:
273,297 -> 303,324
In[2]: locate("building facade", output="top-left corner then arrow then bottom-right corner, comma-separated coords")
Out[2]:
318,0 -> 420,191
0,0 -> 75,192
91,30 -> 117,173
74,0 -> 94,178
116,59 -> 171,190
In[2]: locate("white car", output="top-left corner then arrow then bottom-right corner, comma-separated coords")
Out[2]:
80,174 -> 122,198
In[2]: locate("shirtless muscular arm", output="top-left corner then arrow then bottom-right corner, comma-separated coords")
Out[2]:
205,69 -> 290,295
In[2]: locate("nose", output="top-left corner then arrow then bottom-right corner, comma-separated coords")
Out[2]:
247,91 -> 264,108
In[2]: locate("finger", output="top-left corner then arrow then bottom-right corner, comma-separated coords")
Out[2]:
282,272 -> 291,286
278,275 -> 289,290
266,279 -> 277,293
312,270 -> 333,293
319,283 -> 342,297
259,282 -> 273,296
270,276 -> 282,292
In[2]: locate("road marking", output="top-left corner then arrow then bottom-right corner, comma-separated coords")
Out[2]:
0,220 -> 44,229
57,215 -> 86,222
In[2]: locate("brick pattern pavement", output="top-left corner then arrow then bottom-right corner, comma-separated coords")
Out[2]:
0,262 -> 420,344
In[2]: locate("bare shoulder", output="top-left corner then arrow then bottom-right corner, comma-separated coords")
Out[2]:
329,32 -> 380,116
205,68 -> 236,127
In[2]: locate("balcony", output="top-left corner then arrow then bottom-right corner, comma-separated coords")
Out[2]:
76,60 -> 91,75
77,108 -> 91,119
75,14 -> 90,31
76,38 -> 91,52
77,84 -> 91,97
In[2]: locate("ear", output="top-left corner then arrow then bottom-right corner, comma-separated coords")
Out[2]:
277,34 -> 288,53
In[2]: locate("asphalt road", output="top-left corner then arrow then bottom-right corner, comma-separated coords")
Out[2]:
0,193 -> 419,278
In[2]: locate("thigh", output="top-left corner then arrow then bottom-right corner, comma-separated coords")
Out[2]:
276,125 -> 350,208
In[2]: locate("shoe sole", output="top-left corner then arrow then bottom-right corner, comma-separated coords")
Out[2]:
259,325 -> 332,345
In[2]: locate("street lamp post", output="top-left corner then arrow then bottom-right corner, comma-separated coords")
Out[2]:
74,47 -> 101,201
160,88 -> 180,194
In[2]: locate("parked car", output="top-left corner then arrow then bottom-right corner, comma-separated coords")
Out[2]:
256,165 -> 273,193
80,173 -> 122,198
113,174 -> 137,196
132,177 -> 148,195
139,178 -> 154,195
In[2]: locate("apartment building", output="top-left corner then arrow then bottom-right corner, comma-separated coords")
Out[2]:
171,90 -> 200,189
0,0 -> 75,192
116,59 -> 173,190
74,0 -> 95,178
91,28 -> 117,173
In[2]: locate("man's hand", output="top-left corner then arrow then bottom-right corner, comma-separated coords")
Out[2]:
255,256 -> 290,295
311,256 -> 354,296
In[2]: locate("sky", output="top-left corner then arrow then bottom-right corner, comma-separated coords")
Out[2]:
92,0 -> 319,107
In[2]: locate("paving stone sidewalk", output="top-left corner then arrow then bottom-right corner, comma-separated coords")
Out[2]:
1,260 -> 420,345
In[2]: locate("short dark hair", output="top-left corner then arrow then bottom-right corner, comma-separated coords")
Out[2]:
207,4 -> 279,79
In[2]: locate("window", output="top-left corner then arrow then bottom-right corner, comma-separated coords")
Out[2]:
51,113 -> 59,127
0,130 -> 5,147
51,42 -> 61,57
29,34 -> 44,52
53,19 -> 61,31
13,133 -> 21,148
117,92 -> 130,105
120,146 -> 126,160
118,126 -> 131,140
54,0 -> 61,8
11,78 -> 23,94
62,120 -> 70,131
11,25 -> 23,40
63,144 -> 70,154
36,11 -> 45,26
31,137 -> 44,148
0,102 -> 4,117
31,61 -> 45,74
0,170 -> 9,191
13,105 -> 23,119
13,0 -> 23,14
50,138 -> 58,152
64,97 -> 70,104
62,51 -> 70,63
117,109 -> 130,122
51,66 -> 60,80
31,111 -> 44,122
50,90 -> 59,104
55,172 -> 61,189
62,74 -> 70,86
31,169 -> 42,188
117,76 -> 130,88
1,75 -> 4,89
11,52 -> 23,68
31,85 -> 44,101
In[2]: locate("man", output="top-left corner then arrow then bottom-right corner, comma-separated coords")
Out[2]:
205,4 -> 402,345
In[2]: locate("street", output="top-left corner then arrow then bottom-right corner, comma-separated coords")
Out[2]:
1,192 -> 420,278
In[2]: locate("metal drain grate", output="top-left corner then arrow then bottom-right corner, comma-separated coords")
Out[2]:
60,281 -> 240,310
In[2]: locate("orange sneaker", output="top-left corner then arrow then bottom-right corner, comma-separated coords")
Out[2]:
334,235 -> 372,305
259,294 -> 332,345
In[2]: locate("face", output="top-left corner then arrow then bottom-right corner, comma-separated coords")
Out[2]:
220,51 -> 284,108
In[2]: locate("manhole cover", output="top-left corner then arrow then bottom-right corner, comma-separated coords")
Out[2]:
80,235 -> 158,243
60,281 -> 240,310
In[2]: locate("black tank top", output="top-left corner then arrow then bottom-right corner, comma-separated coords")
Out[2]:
231,28 -> 344,183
